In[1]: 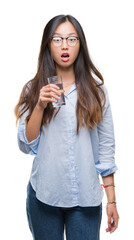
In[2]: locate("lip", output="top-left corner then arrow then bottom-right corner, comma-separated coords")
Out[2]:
61,52 -> 70,62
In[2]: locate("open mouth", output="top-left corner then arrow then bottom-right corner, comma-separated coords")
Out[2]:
61,53 -> 70,62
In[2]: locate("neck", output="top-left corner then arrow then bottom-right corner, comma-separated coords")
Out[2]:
56,65 -> 75,87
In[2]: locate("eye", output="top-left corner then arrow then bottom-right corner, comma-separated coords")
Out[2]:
52,37 -> 62,42
68,37 -> 77,42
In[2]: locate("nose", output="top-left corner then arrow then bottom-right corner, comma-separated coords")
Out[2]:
61,39 -> 68,49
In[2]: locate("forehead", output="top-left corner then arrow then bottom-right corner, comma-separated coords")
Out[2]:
54,21 -> 78,36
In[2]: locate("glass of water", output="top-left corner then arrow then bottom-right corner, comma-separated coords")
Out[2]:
47,75 -> 66,108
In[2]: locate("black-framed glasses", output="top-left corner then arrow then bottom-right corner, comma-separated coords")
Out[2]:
51,36 -> 80,47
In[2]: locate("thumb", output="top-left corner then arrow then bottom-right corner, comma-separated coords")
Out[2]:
106,215 -> 112,232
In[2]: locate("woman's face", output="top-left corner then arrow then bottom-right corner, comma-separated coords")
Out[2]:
49,21 -> 80,69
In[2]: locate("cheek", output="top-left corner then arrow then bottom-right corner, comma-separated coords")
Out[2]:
51,51 -> 58,60
72,46 -> 80,61
50,45 -> 59,62
51,52 -> 60,64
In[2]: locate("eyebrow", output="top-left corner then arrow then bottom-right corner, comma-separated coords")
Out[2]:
53,32 -> 77,36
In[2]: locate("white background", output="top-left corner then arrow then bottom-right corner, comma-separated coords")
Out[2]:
0,0 -> 133,239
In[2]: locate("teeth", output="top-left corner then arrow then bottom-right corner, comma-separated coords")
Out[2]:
62,54 -> 69,57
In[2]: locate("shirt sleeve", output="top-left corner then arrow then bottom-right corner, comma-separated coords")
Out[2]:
17,107 -> 41,155
95,85 -> 118,176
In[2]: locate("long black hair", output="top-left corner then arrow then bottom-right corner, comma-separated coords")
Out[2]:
15,14 -> 106,134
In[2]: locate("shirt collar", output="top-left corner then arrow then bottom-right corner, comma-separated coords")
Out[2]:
65,82 -> 78,97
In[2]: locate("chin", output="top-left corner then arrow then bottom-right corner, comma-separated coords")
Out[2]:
57,62 -> 74,69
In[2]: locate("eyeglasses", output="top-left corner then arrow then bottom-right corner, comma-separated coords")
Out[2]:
51,36 -> 80,47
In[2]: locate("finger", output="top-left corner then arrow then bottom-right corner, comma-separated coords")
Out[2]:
49,84 -> 65,94
106,226 -> 111,232
110,216 -> 119,233
106,227 -> 110,232
106,215 -> 112,232
114,217 -> 119,229
41,87 -> 61,96
41,92 -> 61,100
108,215 -> 112,228
59,89 -> 65,94
48,83 -> 60,89
40,96 -> 58,103
43,83 -> 60,89
43,84 -> 60,92
110,222 -> 117,233
110,227 -> 116,233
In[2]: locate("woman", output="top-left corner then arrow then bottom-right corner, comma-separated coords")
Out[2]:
15,15 -> 119,240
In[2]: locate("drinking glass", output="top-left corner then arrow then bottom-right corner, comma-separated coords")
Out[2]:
47,76 -> 66,108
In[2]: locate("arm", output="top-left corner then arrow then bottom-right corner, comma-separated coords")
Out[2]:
25,102 -> 44,142
102,174 -> 119,234
25,82 -> 61,142
102,173 -> 115,203
17,83 -> 61,154
17,102 -> 44,155
96,85 -> 119,233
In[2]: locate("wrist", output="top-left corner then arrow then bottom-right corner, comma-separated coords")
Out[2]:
102,183 -> 116,203
107,201 -> 116,205
36,101 -> 46,111
107,193 -> 116,203
107,201 -> 117,208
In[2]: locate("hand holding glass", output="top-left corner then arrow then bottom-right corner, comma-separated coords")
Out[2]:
47,76 -> 66,108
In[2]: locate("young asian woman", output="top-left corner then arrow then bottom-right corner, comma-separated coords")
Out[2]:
15,14 -> 119,240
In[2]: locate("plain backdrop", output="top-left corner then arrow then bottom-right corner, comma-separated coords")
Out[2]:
0,0 -> 134,239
